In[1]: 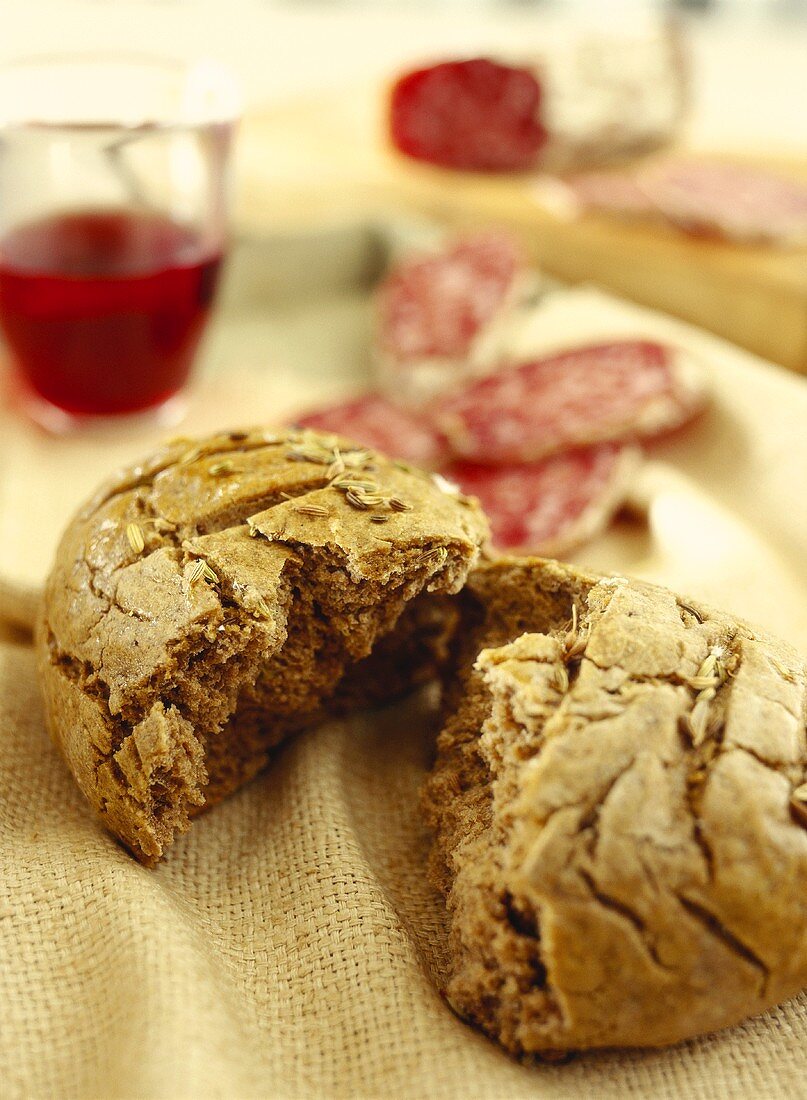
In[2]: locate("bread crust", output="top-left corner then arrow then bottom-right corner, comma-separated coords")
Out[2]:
37,427 -> 487,864
424,557 -> 807,1054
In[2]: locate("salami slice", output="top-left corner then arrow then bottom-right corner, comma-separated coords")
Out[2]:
297,393 -> 447,468
432,340 -> 707,464
375,231 -> 537,407
389,59 -> 547,172
639,160 -> 807,246
567,170 -> 658,218
446,444 -> 638,554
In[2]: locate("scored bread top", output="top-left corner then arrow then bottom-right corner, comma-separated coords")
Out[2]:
426,556 -> 807,1054
37,426 -> 488,863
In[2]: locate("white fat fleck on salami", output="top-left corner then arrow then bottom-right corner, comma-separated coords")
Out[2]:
639,160 -> 807,246
433,340 -> 706,463
297,393 -> 446,468
447,444 -> 638,554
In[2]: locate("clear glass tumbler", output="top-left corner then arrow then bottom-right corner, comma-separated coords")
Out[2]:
0,54 -> 240,429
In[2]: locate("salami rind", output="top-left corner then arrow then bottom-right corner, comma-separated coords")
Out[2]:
389,59 -> 546,172
375,231 -> 538,408
639,160 -> 807,246
446,444 -> 638,554
433,340 -> 707,464
541,23 -> 687,170
297,393 -> 447,468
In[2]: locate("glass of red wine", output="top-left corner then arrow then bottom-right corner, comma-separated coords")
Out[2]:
0,55 -> 239,429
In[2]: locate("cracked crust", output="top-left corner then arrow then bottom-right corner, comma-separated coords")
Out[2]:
36,426 -> 487,864
424,557 -> 807,1054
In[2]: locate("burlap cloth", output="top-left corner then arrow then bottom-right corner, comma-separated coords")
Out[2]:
2,287 -> 807,1098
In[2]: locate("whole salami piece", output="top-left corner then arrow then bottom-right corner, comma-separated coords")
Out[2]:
297,392 -> 447,468
433,340 -> 707,464
446,443 -> 638,554
389,59 -> 547,172
388,27 -> 686,173
375,230 -> 538,408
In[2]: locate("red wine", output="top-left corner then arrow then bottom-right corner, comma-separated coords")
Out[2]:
0,209 -> 223,416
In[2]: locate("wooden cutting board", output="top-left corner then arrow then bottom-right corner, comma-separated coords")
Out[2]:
236,86 -> 807,375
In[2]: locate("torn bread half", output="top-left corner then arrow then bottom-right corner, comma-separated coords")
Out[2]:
425,557 -> 807,1054
37,427 -> 488,865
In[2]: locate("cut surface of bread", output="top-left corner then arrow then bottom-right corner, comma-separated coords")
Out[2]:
37,427 -> 487,864
424,557 -> 807,1054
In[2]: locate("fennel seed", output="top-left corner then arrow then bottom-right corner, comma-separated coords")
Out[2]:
209,459 -> 239,477
554,665 -> 570,694
346,490 -> 369,510
126,523 -> 145,554
294,504 -> 329,517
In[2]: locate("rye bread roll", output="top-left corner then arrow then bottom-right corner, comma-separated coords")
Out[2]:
425,557 -> 807,1054
37,427 -> 487,865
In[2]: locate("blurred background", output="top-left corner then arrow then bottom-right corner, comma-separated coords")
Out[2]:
1,0 -> 805,153
0,0 -> 806,628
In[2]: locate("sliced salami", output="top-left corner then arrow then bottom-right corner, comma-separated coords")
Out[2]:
375,231 -> 537,407
297,393 -> 447,468
567,170 -> 658,218
389,59 -> 547,172
432,340 -> 707,464
446,444 -> 638,555
639,160 -> 807,246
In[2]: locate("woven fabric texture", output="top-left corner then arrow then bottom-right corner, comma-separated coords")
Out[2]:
4,287 -> 807,1098
1,636 -> 805,1099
